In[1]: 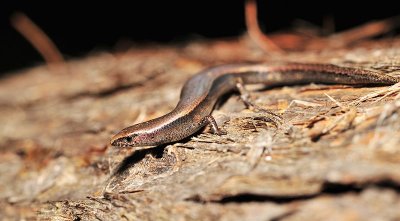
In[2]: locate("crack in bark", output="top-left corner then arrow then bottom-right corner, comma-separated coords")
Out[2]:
66,71 -> 163,100
191,179 -> 400,204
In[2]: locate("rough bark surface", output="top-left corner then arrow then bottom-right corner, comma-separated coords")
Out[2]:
1,36 -> 400,220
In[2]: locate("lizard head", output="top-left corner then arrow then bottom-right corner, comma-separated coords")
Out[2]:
110,122 -> 159,148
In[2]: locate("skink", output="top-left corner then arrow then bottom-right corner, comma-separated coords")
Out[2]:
110,63 -> 398,147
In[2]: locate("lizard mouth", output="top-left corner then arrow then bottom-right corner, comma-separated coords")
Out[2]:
110,137 -> 131,147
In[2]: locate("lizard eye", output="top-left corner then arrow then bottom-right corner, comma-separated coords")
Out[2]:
125,137 -> 132,143
124,134 -> 138,143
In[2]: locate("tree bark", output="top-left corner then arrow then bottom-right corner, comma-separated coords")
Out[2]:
1,36 -> 400,221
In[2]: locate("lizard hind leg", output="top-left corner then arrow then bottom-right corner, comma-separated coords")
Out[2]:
202,115 -> 226,135
235,78 -> 283,124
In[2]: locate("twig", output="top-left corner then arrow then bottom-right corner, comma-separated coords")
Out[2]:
350,82 -> 400,106
324,93 -> 346,109
10,12 -> 65,65
307,16 -> 400,50
287,99 -> 323,109
328,15 -> 400,46
244,0 -> 284,54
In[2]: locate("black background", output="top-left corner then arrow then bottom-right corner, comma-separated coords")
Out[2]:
0,1 -> 398,74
